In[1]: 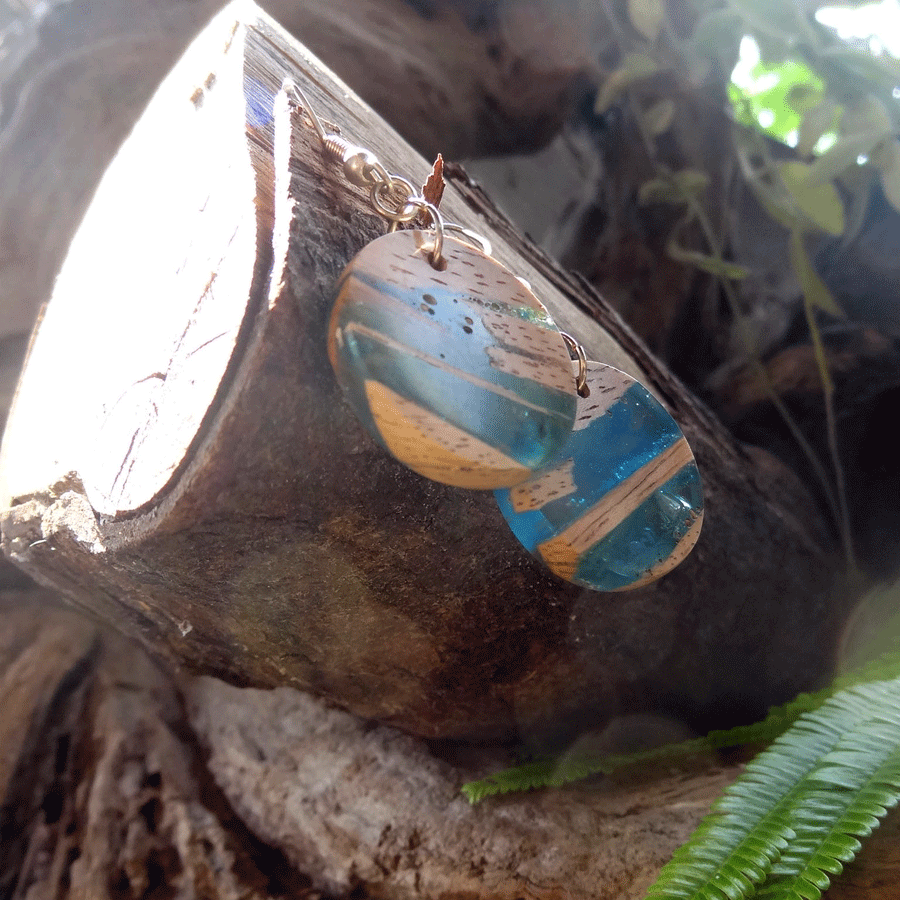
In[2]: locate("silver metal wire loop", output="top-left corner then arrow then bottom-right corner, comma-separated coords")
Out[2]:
284,78 -> 472,272
560,332 -> 589,397
421,203 -> 445,267
443,223 -> 492,257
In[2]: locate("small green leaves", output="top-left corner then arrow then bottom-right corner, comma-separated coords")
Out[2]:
796,99 -> 838,156
789,230 -> 842,318
808,96 -> 894,184
779,162 -> 844,236
638,169 -> 709,205
729,60 -> 823,144
644,680 -> 900,900
808,132 -> 881,185
642,98 -> 676,136
628,0 -> 665,42
668,243 -> 751,280
841,96 -> 893,139
596,52 -> 660,112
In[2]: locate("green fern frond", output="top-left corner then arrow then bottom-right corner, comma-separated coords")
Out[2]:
460,736 -> 715,803
461,647 -> 900,803
645,683 -> 882,900
754,687 -> 900,899
644,678 -> 900,900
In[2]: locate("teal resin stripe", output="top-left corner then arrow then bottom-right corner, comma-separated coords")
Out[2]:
328,230 -> 577,489
495,361 -> 704,591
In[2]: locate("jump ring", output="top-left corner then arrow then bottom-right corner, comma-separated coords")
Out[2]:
560,332 -> 589,397
443,223 -> 492,257
370,175 -> 417,221
418,203 -> 445,268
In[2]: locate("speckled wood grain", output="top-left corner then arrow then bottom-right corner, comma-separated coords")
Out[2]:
328,230 -> 577,489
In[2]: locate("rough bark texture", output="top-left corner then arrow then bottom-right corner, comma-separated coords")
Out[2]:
1,3 -> 846,746
2,592 -> 900,900
0,590 -> 306,900
1,0 -> 897,897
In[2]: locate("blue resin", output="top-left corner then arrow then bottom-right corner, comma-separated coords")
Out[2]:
495,363 -> 703,591
572,464 -> 704,591
329,232 -> 577,487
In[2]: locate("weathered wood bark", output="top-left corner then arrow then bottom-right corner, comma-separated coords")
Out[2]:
0,2 -> 846,744
3,593 -> 900,900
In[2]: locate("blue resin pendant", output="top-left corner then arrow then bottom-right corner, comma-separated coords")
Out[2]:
328,230 -> 577,489
495,361 -> 703,591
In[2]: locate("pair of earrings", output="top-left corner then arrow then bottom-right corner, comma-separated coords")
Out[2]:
285,80 -> 703,592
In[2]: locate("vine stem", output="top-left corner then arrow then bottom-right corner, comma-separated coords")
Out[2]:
682,195 -> 851,561
623,86 -> 854,566
801,281 -> 857,571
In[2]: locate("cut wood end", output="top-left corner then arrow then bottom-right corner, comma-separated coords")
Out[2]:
1,6 -> 272,519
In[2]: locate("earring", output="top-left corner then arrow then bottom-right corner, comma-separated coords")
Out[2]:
283,79 -> 703,589
285,80 -> 578,490
495,361 -> 703,591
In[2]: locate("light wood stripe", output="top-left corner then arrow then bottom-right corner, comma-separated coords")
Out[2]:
486,345 -> 573,393
336,271 -> 448,338
509,458 -> 576,512
364,380 -> 531,488
537,438 -> 694,579
342,320 -> 572,415
571,373 -> 630,431
337,270 -> 572,394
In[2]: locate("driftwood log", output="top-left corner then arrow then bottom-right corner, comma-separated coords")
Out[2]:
1,2 -> 844,745
0,1 -> 897,898
2,590 -> 900,900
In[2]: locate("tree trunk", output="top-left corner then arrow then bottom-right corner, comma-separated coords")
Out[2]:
1,3 -> 842,747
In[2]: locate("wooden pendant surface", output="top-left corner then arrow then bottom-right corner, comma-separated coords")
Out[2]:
328,231 -> 577,489
495,361 -> 704,591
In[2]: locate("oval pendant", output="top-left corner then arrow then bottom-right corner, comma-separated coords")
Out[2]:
495,361 -> 704,591
328,231 -> 577,489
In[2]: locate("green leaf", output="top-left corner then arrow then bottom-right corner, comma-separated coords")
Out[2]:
729,59 -> 823,144
673,169 -> 711,197
638,170 -> 708,205
667,242 -> 751,280
645,681 -> 900,900
638,178 -> 681,204
797,99 -> 839,157
738,157 -> 799,231
596,52 -> 660,112
808,131 -> 885,185
841,95 -> 894,139
789,229 -> 842,317
628,0 -> 665,42
807,96 -> 895,184
785,83 -> 823,115
755,711 -> 900,900
461,640 -> 900,804
642,98 -> 676,136
780,161 -> 845,236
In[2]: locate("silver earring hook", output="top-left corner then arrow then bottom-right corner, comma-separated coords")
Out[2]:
280,77 -> 495,273
283,79 -> 331,145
